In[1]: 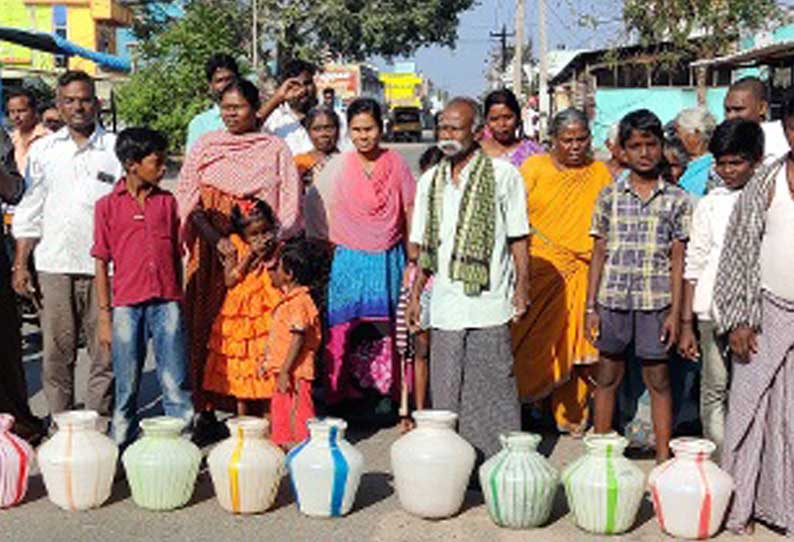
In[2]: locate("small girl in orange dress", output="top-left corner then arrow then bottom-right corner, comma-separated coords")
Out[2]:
203,198 -> 281,416
262,238 -> 322,447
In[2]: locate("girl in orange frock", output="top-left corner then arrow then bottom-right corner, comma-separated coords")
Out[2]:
203,198 -> 281,415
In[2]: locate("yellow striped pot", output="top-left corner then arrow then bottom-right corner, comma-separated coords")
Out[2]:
479,432 -> 559,529
562,433 -> 645,535
207,417 -> 285,514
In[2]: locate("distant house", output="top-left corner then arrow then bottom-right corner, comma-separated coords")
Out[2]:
547,42 -> 732,149
549,23 -> 794,149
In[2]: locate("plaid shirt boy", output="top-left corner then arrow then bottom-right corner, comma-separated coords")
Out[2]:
590,172 -> 692,311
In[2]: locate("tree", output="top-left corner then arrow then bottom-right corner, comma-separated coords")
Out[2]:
259,0 -> 476,67
622,0 -> 780,103
116,1 -> 250,151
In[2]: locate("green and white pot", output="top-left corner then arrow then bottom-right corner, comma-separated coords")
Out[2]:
122,417 -> 201,511
562,433 -> 645,535
479,432 -> 559,529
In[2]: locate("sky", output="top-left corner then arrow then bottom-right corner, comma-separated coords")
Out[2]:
375,0 -> 625,96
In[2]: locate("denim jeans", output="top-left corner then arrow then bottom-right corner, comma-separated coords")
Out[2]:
112,300 -> 194,448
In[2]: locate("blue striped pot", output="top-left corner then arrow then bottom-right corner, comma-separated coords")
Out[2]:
479,432 -> 559,529
562,433 -> 645,535
287,418 -> 364,517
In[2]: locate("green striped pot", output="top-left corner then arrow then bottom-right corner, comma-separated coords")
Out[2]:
562,433 -> 645,535
122,417 -> 201,511
479,432 -> 559,529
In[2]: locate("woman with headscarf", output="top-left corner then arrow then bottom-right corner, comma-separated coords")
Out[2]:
306,98 -> 415,408
176,78 -> 302,444
512,108 -> 612,435
481,88 -> 544,167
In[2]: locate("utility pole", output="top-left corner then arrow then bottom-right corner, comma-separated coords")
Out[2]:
537,0 -> 549,135
490,24 -> 515,80
252,0 -> 259,73
513,0 -> 525,96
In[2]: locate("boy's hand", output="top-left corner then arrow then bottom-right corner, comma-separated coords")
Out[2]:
661,313 -> 679,350
729,325 -> 757,362
277,370 -> 291,394
584,309 -> 600,346
678,323 -> 699,361
98,310 -> 113,354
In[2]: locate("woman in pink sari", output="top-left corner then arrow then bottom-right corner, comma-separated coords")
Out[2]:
306,98 -> 416,407
176,78 -> 302,444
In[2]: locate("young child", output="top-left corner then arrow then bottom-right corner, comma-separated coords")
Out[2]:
585,109 -> 692,463
262,238 -> 321,447
202,198 -> 280,416
678,119 -> 763,460
92,127 -> 193,449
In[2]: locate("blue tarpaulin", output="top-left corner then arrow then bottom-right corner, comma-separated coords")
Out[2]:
0,26 -> 131,72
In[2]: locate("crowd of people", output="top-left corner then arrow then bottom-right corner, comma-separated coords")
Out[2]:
1,51 -> 793,535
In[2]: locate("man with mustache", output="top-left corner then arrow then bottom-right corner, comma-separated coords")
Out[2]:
12,71 -> 122,427
406,97 -> 530,477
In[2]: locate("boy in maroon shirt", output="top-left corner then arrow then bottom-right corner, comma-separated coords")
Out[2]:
92,127 -> 193,448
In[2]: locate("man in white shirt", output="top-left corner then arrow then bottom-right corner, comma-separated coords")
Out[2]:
259,59 -> 318,155
12,71 -> 122,421
406,97 -> 530,471
724,76 -> 789,161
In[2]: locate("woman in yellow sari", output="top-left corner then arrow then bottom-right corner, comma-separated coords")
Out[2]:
513,108 -> 612,434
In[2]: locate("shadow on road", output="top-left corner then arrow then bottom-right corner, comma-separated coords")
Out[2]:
352,471 -> 394,513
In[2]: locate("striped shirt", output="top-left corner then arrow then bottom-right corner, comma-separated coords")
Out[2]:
590,173 -> 692,311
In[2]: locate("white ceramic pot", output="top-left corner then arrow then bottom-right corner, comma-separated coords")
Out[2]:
287,417 -> 364,517
562,433 -> 645,534
479,432 -> 559,529
649,438 -> 734,539
391,410 -> 475,519
207,417 -> 285,514
0,414 -> 34,508
37,410 -> 118,511
121,416 -> 202,511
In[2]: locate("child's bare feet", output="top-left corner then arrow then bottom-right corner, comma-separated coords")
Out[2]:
398,417 -> 415,434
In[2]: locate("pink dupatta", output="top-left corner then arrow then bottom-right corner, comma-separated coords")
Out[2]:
175,129 -> 303,244
326,149 -> 416,251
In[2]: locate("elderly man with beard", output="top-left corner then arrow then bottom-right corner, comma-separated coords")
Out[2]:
406,97 -> 530,474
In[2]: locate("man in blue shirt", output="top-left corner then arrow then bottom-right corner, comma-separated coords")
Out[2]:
185,53 -> 239,151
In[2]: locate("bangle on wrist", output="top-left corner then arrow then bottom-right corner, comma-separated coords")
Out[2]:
99,305 -> 112,312
585,307 -> 596,314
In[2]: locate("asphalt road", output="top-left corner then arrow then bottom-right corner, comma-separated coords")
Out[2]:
7,142 -> 780,541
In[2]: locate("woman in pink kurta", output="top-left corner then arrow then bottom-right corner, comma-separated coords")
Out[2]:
305,98 -> 415,405
175,78 -> 302,443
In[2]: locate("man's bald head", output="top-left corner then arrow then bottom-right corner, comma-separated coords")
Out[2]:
438,96 -> 483,160
443,96 -> 483,131
725,76 -> 769,122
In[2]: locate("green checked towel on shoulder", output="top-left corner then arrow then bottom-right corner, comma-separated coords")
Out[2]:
419,149 -> 496,296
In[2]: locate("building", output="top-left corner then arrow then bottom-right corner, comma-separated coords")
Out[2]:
548,42 -> 732,148
315,63 -> 384,108
0,0 -> 132,77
